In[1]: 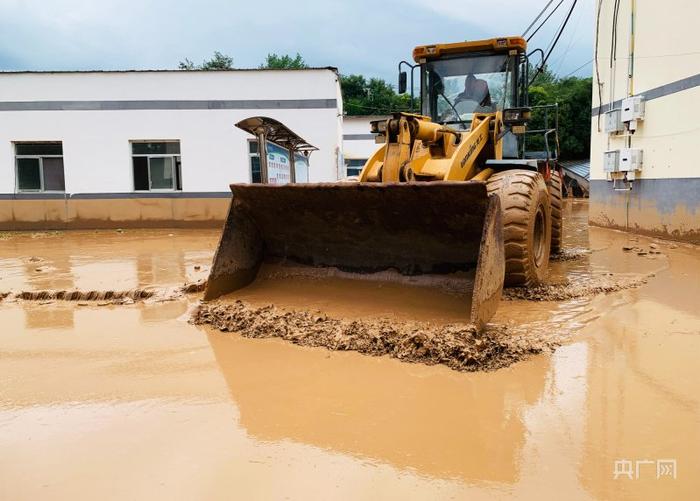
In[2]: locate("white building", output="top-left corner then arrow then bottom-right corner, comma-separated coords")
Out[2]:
341,115 -> 385,177
0,68 -> 343,229
590,0 -> 700,243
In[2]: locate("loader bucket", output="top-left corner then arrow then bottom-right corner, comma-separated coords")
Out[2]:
204,182 -> 505,329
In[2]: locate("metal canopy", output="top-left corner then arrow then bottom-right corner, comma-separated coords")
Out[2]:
235,116 -> 318,154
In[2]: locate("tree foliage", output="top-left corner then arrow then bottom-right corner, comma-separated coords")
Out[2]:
176,50 -> 590,159
340,74 -> 415,115
178,51 -> 234,70
260,53 -> 308,69
527,65 -> 592,159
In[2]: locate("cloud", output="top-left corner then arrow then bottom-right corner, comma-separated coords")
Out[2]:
0,0 -> 594,80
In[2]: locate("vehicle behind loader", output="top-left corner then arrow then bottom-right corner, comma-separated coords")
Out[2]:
205,36 -> 563,330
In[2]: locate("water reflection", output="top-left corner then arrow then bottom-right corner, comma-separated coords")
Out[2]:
0,229 -> 216,293
24,306 -> 74,330
579,292 -> 700,500
205,330 -> 550,483
1,230 -> 216,328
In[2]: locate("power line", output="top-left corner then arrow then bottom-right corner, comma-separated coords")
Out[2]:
543,6 -> 569,56
594,0 -> 604,130
551,1 -> 585,74
530,0 -> 579,86
561,58 -> 593,79
527,0 -> 566,42
523,0 -> 556,38
610,0 -> 622,68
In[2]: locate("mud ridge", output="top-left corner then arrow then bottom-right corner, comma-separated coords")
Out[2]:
17,289 -> 154,301
0,279 -> 207,304
503,274 -> 650,301
550,247 -> 590,261
191,300 -> 561,372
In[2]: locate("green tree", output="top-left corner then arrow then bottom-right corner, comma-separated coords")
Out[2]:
527,66 -> 592,159
260,53 -> 308,69
178,51 -> 234,70
340,74 -> 415,115
529,63 -> 557,87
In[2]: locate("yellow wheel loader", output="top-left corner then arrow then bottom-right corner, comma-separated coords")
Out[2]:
205,36 -> 563,329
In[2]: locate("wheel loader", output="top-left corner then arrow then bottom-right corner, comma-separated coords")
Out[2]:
204,36 -> 563,330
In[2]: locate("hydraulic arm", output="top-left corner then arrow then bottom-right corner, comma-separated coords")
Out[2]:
359,112 -> 504,184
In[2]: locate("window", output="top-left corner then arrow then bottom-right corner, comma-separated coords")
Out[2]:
248,140 -> 262,183
421,54 -> 516,128
14,142 -> 65,192
131,141 -> 182,191
346,159 -> 367,177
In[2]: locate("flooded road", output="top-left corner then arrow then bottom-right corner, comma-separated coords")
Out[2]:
0,228 -> 217,292
1,200 -> 699,500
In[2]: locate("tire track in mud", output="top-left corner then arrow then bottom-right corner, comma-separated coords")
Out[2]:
503,273 -> 651,301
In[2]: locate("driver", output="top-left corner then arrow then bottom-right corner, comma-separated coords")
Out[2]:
455,74 -> 492,108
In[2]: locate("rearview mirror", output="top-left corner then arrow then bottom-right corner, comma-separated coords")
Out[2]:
398,71 -> 407,94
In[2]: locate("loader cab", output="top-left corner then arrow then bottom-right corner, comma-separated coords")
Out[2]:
411,37 -> 528,130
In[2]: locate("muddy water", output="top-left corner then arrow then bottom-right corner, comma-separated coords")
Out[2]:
0,228 -> 217,291
1,200 -> 699,500
207,200 -> 659,351
230,269 -> 474,324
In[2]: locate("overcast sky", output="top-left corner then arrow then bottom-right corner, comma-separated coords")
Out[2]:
0,0 -> 594,82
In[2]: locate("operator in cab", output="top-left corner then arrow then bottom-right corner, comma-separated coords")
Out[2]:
455,74 -> 492,108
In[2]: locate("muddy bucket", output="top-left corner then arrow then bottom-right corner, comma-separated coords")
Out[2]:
205,182 -> 505,329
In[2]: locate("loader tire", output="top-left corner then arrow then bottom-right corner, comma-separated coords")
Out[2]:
548,170 -> 563,254
487,170 -> 551,287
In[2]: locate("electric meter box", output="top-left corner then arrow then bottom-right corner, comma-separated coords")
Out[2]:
618,148 -> 643,171
621,96 -> 645,122
604,109 -> 624,133
603,150 -> 620,172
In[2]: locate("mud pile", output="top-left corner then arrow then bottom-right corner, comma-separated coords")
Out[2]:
192,300 -> 560,372
503,273 -> 650,301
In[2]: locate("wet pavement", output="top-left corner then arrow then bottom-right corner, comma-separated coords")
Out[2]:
1,200 -> 699,500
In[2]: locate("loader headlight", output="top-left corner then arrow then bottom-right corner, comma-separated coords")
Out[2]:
503,107 -> 531,125
503,109 -> 520,121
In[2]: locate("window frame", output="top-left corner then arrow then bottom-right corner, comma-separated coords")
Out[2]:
130,141 -> 182,192
247,139 -> 261,183
14,142 -> 65,193
420,53 -> 517,127
345,158 -> 367,177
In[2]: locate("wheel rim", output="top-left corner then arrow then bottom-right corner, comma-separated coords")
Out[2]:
533,206 -> 546,267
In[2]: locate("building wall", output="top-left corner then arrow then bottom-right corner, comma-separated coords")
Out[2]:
590,0 -> 700,243
341,116 -> 384,177
0,69 -> 343,229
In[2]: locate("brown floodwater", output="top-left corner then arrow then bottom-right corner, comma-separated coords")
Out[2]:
1,200 -> 699,500
0,228 -> 218,292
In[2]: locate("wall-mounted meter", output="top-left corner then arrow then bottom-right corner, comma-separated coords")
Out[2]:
604,109 -> 624,134
618,148 -> 643,171
621,96 -> 645,121
621,96 -> 645,131
603,150 -> 620,172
